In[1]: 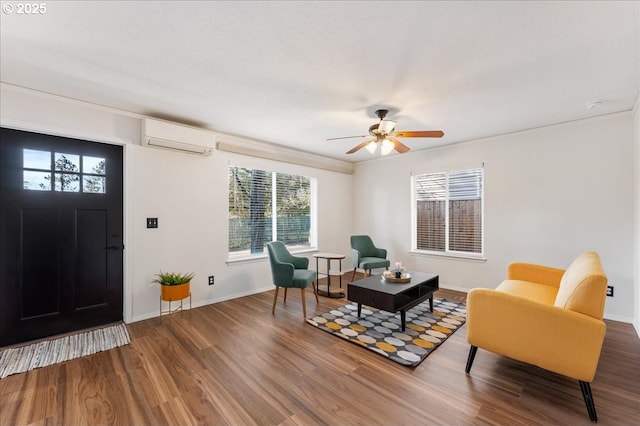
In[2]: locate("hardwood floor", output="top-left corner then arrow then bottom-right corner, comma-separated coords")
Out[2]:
1,277 -> 639,425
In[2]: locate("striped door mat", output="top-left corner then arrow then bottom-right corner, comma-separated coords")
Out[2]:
0,323 -> 130,378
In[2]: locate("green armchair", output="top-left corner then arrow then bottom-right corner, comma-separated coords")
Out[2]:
350,235 -> 390,280
267,241 -> 318,318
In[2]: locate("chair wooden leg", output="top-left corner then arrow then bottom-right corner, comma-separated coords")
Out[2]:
301,288 -> 307,319
312,282 -> 319,303
579,380 -> 598,422
351,268 -> 357,281
284,288 -> 288,303
272,287 -> 279,315
465,345 -> 478,373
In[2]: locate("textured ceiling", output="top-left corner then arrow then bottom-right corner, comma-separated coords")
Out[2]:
1,1 -> 638,162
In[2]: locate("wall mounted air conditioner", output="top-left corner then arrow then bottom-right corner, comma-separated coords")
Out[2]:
141,118 -> 215,156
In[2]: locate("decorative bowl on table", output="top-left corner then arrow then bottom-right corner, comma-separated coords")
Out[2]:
382,270 -> 411,283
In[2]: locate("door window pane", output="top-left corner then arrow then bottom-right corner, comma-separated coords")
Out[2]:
23,149 -> 51,170
83,156 -> 105,175
23,171 -> 51,191
54,173 -> 80,192
54,153 -> 79,173
83,176 -> 106,193
22,150 -> 106,194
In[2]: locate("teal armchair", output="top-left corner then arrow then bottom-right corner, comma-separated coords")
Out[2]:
267,241 -> 318,318
350,235 -> 390,280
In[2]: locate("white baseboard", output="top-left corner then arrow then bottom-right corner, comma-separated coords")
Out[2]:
128,285 -> 273,324
129,311 -> 158,323
128,284 -> 637,330
439,284 -> 470,294
603,313 -> 633,324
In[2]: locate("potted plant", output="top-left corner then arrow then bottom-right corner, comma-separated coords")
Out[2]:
152,271 -> 194,302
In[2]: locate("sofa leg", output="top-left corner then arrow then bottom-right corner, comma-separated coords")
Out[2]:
351,268 -> 357,281
465,345 -> 478,374
579,380 -> 598,422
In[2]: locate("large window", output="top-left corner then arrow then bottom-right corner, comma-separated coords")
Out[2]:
412,168 -> 483,257
228,166 -> 314,259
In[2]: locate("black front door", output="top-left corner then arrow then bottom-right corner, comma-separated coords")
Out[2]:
0,127 -> 124,346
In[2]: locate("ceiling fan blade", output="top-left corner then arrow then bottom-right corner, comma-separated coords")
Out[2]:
326,134 -> 369,141
389,137 -> 410,154
346,139 -> 374,154
393,130 -> 444,138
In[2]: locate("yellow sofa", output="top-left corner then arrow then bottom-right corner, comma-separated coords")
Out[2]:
465,251 -> 608,422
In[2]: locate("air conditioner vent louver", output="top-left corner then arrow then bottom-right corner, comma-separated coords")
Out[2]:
141,119 -> 215,156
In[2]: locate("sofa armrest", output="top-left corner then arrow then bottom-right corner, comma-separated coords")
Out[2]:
373,247 -> 387,259
270,261 -> 294,286
466,288 -> 606,382
506,262 -> 565,288
352,248 -> 361,268
289,255 -> 309,270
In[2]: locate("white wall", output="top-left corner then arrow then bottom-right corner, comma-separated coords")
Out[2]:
353,112 -> 635,321
128,141 -> 353,321
0,84 -> 353,323
1,84 -> 636,323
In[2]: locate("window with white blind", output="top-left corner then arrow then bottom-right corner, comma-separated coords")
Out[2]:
228,166 -> 315,259
412,168 -> 484,257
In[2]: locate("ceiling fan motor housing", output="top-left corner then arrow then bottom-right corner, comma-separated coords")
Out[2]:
369,110 -> 394,136
375,109 -> 389,120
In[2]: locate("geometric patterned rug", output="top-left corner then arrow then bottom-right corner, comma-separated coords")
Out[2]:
0,323 -> 130,379
306,298 -> 466,367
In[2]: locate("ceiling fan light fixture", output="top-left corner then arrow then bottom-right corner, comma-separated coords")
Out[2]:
330,109 -> 444,155
378,120 -> 396,134
380,138 -> 394,155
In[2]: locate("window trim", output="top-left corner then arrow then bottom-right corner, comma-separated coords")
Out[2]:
226,247 -> 318,265
411,167 -> 485,261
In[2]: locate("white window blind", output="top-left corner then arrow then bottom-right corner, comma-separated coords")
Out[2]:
414,168 -> 483,255
228,166 -> 313,258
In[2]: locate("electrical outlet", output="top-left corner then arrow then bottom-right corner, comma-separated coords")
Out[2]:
208,275 -> 214,286
146,217 -> 158,228
606,286 -> 614,297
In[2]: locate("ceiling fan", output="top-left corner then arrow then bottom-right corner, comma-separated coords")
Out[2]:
327,109 -> 444,155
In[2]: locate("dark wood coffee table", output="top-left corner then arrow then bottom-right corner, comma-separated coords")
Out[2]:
347,272 -> 439,331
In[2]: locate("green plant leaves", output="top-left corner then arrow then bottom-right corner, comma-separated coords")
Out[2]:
151,271 -> 195,286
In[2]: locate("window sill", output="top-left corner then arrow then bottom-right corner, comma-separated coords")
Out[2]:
409,250 -> 486,263
226,254 -> 268,265
226,247 -> 318,265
